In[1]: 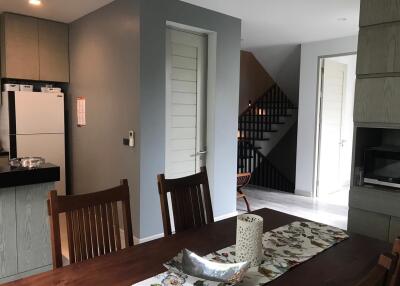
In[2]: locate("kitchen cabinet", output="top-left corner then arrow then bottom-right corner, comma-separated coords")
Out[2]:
0,13 -> 69,82
389,216 -> 400,242
354,77 -> 400,124
357,23 -> 400,76
0,13 -> 40,80
0,164 -> 59,283
16,183 -> 52,273
0,183 -> 54,282
348,207 -> 390,241
360,0 -> 400,27
38,19 -> 69,82
0,188 -> 18,279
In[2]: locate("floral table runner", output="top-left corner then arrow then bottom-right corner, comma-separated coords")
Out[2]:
133,221 -> 348,286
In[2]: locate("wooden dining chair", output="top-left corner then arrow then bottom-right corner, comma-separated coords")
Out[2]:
355,253 -> 398,286
157,167 -> 214,236
237,173 -> 251,212
389,237 -> 400,286
47,179 -> 134,269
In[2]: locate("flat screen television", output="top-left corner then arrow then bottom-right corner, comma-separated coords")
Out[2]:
364,146 -> 400,188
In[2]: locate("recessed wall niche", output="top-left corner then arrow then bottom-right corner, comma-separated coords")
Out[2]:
353,127 -> 400,191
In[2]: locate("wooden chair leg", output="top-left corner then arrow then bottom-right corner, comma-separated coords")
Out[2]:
243,195 -> 251,213
237,190 -> 251,212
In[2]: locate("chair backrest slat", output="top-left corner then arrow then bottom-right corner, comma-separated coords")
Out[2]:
100,203 -> 110,253
83,207 -> 92,259
77,209 -> 86,260
88,206 -> 99,257
112,202 -> 122,250
190,186 -> 203,227
94,204 -> 105,256
47,179 -> 133,268
65,211 -> 75,263
70,210 -> 80,262
107,202 -> 116,252
157,167 -> 214,236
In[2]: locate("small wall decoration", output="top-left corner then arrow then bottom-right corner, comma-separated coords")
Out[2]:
77,97 -> 86,127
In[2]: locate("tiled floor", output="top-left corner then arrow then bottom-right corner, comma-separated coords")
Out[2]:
237,186 -> 349,230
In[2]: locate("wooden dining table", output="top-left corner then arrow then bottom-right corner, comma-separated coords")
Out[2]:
4,208 -> 391,286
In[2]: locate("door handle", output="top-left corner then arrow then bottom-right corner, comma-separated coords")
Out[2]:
190,150 -> 207,157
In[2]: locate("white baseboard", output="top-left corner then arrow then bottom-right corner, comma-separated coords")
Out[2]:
214,211 -> 238,221
295,189 -> 313,197
133,232 -> 164,244
120,228 -> 164,245
130,211 -> 238,244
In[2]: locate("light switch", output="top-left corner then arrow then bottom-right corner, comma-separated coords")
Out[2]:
129,131 -> 135,147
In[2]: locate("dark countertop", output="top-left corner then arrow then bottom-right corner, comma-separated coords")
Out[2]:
0,150 -> 9,157
0,163 -> 60,188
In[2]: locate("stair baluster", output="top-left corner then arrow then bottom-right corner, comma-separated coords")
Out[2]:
237,84 -> 296,193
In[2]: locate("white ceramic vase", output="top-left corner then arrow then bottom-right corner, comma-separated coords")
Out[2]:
235,214 -> 263,267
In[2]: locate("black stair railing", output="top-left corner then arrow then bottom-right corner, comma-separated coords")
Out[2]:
237,140 -> 294,193
238,84 -> 296,143
237,84 -> 296,193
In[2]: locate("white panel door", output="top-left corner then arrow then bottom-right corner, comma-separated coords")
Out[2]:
317,59 -> 347,196
16,134 -> 66,196
14,92 -> 64,135
165,28 -> 207,179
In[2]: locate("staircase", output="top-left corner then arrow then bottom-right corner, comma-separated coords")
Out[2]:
237,84 -> 296,193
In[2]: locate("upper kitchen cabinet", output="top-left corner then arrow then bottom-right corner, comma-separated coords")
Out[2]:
38,20 -> 69,82
0,13 -> 40,80
0,13 -> 69,82
354,77 -> 400,124
360,0 -> 400,27
357,23 -> 400,76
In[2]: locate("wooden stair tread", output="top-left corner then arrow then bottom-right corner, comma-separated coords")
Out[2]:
238,137 -> 270,141
241,114 -> 293,118
238,129 -> 278,132
238,145 -> 262,150
240,121 -> 285,124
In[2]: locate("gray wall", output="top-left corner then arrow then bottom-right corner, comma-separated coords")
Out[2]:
295,35 -> 358,197
139,0 -> 241,238
267,124 -> 298,184
249,44 -> 301,106
69,0 -> 241,239
68,0 -> 141,233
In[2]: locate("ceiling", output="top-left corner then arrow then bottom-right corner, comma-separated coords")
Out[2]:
0,0 -> 360,46
181,0 -> 360,49
0,0 -> 115,23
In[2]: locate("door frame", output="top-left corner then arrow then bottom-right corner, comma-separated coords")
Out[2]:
313,52 -> 357,197
165,20 -> 217,181
165,27 -> 207,178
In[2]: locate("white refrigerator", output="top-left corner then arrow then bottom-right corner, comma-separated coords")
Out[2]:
0,91 -> 66,195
